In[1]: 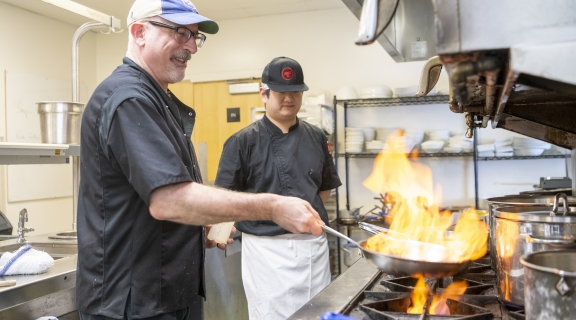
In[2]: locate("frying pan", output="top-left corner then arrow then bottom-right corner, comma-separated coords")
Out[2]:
322,225 -> 471,278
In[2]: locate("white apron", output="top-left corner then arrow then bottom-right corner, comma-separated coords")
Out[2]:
241,232 -> 331,320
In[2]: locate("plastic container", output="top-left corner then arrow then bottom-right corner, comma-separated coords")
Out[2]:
207,222 -> 235,244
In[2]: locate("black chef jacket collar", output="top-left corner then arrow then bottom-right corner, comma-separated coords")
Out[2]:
262,114 -> 300,135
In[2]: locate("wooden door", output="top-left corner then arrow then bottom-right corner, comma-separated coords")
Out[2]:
169,80 -> 263,182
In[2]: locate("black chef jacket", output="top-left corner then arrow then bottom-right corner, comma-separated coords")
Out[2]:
215,114 -> 341,236
77,57 -> 204,318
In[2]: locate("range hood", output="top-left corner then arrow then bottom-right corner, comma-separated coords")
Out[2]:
342,0 -> 437,62
351,0 -> 576,191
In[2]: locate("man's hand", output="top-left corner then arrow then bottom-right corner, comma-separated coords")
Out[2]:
205,225 -> 237,250
270,196 -> 325,236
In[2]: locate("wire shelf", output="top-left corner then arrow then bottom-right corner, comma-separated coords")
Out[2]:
336,95 -> 450,108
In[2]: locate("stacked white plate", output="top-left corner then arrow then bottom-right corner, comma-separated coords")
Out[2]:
375,127 -> 400,142
384,135 -> 417,154
477,143 -> 495,157
345,127 -> 364,153
495,137 -> 513,157
365,140 -> 385,153
513,137 -> 550,156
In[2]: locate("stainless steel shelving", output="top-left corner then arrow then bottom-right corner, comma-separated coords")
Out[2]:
336,95 -> 450,108
0,142 -> 79,165
338,152 -> 567,161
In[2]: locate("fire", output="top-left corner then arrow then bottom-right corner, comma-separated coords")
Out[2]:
408,276 -> 468,315
496,218 -> 519,300
363,131 -> 487,263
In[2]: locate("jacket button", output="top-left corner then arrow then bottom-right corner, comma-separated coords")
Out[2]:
188,112 -> 193,116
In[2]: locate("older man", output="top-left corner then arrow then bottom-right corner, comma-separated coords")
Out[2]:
76,1 -> 324,319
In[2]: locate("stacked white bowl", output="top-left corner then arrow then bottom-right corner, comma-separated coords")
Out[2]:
494,137 -> 513,157
513,137 -> 551,156
426,129 -> 450,142
359,85 -> 393,99
445,135 -> 472,153
404,129 -> 425,146
345,127 -> 364,153
384,135 -> 417,154
420,140 -> 445,153
362,127 -> 376,142
394,85 -> 418,97
375,127 -> 400,142
336,87 -> 359,100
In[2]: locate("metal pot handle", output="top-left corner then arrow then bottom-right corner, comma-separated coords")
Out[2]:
526,234 -> 576,245
551,193 -> 571,217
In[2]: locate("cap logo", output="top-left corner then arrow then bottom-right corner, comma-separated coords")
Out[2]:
181,0 -> 198,12
281,67 -> 294,81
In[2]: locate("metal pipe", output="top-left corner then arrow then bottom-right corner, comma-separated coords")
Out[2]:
71,21 -> 108,231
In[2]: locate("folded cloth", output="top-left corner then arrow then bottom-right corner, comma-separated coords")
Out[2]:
0,244 -> 54,276
36,317 -> 58,320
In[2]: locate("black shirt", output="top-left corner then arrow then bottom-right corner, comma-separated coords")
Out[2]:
77,57 -> 204,318
215,115 -> 341,236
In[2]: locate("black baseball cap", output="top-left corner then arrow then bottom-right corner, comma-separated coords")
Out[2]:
262,57 -> 309,92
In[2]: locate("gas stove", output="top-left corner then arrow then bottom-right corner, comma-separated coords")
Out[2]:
288,257 -> 525,320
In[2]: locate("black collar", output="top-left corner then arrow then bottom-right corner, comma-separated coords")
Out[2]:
262,114 -> 300,135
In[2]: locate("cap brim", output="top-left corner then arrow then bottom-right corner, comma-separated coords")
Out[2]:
267,83 -> 309,92
159,13 -> 219,34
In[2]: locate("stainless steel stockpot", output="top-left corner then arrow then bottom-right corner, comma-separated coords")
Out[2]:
520,250 -> 576,320
494,198 -> 576,306
486,194 -> 576,271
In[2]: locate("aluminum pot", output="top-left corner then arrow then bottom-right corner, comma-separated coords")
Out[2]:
487,194 -> 576,271
494,195 -> 576,306
37,101 -> 85,144
520,250 -> 576,320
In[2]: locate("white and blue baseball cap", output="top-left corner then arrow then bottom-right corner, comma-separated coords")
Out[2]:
127,0 -> 219,34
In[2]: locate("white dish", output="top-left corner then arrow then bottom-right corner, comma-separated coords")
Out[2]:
336,87 -> 359,100
514,148 -> 545,156
443,146 -> 462,153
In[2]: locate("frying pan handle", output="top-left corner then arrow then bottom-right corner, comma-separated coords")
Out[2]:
322,225 -> 361,248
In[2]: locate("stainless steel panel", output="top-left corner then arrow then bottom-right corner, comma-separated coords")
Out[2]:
434,0 -> 576,54
204,234 -> 248,320
0,287 -> 77,320
342,0 -> 436,62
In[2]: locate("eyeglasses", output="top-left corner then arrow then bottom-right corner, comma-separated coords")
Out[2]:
147,20 -> 206,47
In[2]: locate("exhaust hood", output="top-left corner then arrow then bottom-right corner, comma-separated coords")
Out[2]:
351,0 -> 576,192
342,0 -> 437,62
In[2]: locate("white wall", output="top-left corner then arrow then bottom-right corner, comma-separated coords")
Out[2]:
0,2 -> 98,235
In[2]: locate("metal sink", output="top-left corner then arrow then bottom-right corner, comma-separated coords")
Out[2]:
0,242 -> 77,260
0,235 -> 19,241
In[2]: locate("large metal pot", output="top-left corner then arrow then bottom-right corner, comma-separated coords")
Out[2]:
520,250 -> 576,320
494,196 -> 576,306
487,194 -> 576,271
37,101 -> 85,144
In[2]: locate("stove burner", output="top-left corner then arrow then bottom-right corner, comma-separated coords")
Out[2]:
359,295 -> 494,319
380,277 -> 492,295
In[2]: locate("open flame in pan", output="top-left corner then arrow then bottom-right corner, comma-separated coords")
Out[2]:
363,131 -> 488,263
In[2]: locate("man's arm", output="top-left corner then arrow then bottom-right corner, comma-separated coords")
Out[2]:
149,182 -> 324,236
319,190 -> 331,204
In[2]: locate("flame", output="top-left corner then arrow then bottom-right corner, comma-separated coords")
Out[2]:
496,218 -> 519,301
408,275 -> 468,315
363,132 -> 488,263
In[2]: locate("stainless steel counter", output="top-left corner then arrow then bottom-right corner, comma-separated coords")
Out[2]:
287,259 -> 380,320
0,233 -> 78,319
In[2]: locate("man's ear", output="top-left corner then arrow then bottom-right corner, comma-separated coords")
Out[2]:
131,23 -> 146,46
259,87 -> 268,104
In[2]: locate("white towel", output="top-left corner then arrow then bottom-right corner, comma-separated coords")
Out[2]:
0,244 -> 54,276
